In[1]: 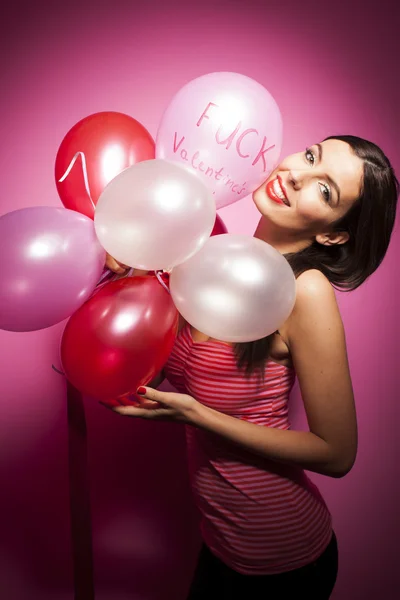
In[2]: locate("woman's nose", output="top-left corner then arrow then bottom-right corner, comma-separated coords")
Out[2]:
288,171 -> 302,190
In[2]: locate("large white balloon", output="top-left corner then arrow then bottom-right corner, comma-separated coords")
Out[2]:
94,159 -> 216,271
169,234 -> 296,343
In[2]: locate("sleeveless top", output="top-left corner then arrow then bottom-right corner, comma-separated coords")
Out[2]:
163,321 -> 333,575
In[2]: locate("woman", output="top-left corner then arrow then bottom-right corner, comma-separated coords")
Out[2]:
103,135 -> 399,599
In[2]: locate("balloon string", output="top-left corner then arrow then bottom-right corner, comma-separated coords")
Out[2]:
52,363 -> 65,376
88,268 -> 116,299
58,151 -> 96,210
155,270 -> 171,294
97,267 -> 114,285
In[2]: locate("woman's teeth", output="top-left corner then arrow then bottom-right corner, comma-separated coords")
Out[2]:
273,179 -> 288,203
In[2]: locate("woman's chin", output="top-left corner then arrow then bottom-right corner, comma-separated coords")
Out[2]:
252,188 -> 270,215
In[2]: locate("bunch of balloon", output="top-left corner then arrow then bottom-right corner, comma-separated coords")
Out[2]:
0,111 -> 156,334
1,73 -> 294,405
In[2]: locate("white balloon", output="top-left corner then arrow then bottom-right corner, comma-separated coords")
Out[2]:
94,159 -> 216,271
169,234 -> 296,343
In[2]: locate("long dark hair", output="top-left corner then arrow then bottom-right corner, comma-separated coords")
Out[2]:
234,135 -> 399,379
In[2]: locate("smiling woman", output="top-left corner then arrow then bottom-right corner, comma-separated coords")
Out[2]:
253,137 -> 365,252
237,135 -> 398,378
104,134 -> 399,600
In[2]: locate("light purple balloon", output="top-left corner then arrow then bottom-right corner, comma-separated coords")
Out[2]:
0,206 -> 106,332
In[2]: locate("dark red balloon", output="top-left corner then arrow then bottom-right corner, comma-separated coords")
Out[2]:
55,112 -> 155,219
61,275 -> 178,401
211,214 -> 228,236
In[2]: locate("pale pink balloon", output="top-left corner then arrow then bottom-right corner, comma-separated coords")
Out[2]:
156,72 -> 283,210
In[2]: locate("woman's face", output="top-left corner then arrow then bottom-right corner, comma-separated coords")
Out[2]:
253,139 -> 364,244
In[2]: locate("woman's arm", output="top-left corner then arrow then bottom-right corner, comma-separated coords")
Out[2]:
193,269 -> 358,478
286,269 -> 358,474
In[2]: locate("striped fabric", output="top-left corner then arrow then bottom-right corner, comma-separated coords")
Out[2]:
163,322 -> 333,575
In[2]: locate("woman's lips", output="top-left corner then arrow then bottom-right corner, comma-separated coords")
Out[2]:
266,178 -> 290,206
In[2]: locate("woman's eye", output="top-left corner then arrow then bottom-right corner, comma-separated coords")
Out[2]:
319,183 -> 331,202
306,147 -> 331,203
305,148 -> 315,164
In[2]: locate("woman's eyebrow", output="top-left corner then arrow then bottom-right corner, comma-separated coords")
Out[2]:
316,143 -> 341,204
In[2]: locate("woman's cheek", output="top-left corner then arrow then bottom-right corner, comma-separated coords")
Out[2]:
298,198 -> 325,225
278,153 -> 302,170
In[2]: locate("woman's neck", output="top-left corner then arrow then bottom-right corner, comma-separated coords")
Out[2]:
253,216 -> 311,255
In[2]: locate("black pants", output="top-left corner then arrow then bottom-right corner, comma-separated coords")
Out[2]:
186,531 -> 338,599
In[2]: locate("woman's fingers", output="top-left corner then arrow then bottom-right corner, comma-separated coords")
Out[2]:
120,394 -> 162,409
105,253 -> 130,274
136,397 -> 163,409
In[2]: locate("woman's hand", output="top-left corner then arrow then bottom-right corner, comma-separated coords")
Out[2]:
100,386 -> 199,424
105,252 -> 130,275
105,253 -> 150,278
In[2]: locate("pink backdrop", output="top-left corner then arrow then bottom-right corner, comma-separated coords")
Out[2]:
0,1 -> 398,599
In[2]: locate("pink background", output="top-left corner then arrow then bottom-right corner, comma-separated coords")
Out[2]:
0,0 -> 398,598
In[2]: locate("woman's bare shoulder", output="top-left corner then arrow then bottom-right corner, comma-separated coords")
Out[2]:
279,269 -> 337,347
296,268 -> 333,290
285,269 -> 342,341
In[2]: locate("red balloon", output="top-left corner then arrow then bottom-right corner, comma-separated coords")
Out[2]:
55,112 -> 155,219
61,275 -> 178,401
211,214 -> 228,236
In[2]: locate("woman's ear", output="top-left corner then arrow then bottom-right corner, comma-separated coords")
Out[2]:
315,231 -> 350,246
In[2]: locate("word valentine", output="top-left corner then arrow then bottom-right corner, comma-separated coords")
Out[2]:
173,133 -> 247,196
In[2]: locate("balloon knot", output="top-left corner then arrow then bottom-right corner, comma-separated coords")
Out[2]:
154,270 -> 171,294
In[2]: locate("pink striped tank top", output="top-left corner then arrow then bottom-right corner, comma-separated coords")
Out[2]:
163,321 -> 333,575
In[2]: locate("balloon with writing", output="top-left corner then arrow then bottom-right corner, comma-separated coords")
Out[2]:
55,112 -> 155,219
156,72 -> 283,210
